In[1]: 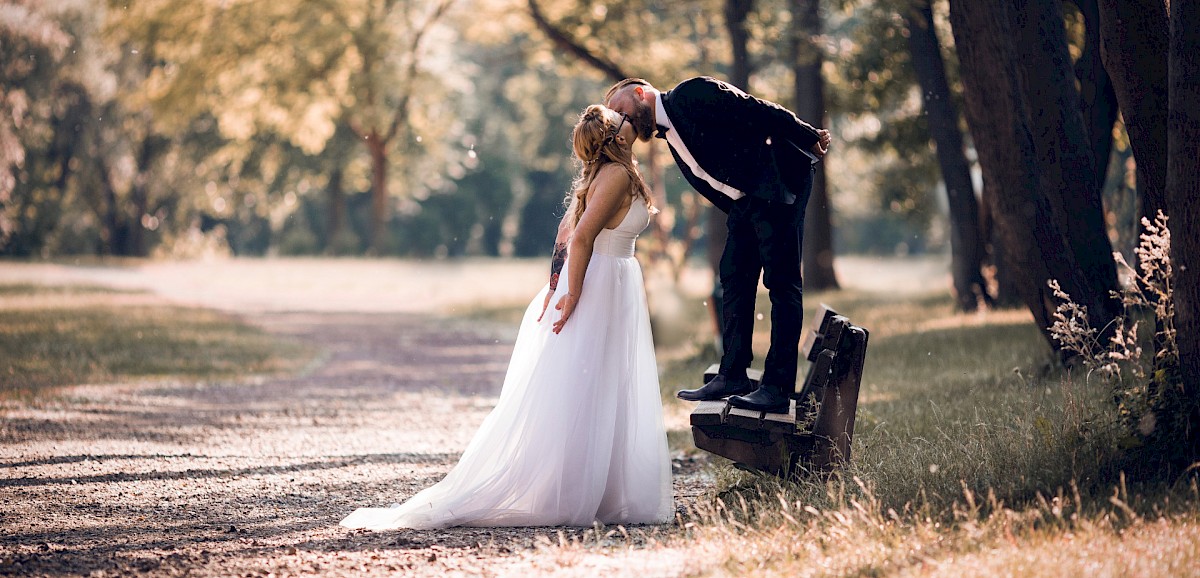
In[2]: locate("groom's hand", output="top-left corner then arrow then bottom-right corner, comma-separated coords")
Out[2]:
552,293 -> 578,334
811,129 -> 831,158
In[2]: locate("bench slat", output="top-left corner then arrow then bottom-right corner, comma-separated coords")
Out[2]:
801,304 -> 839,361
689,304 -> 869,476
701,363 -> 764,386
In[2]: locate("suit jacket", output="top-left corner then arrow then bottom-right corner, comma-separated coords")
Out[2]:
661,76 -> 820,212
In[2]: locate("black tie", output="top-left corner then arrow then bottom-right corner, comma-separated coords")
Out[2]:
654,125 -> 669,140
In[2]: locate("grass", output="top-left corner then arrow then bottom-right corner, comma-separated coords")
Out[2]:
642,284 -> 1199,576
7,267 -> 1195,575
0,283 -> 310,400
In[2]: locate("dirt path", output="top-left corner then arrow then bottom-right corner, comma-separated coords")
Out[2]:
1,262 -> 718,577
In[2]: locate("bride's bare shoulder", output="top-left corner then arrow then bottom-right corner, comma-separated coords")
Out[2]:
597,162 -> 630,182
587,163 -> 631,197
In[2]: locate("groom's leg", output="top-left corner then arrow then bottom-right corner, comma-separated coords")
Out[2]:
753,195 -> 806,394
718,197 -> 761,380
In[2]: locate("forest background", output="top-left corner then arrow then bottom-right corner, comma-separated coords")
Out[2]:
4,0 -> 1200,466
3,0 -> 1108,266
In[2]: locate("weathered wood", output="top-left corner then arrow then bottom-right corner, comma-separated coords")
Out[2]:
725,400 -> 796,433
809,324 -> 868,470
690,400 -> 728,427
689,304 -> 869,476
702,364 -> 763,386
800,304 -> 839,361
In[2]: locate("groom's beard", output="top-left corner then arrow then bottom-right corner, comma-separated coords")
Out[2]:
632,105 -> 655,140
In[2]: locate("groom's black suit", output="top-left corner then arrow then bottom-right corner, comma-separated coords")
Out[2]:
660,76 -> 821,396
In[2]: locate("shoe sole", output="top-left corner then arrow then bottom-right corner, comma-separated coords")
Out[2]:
729,406 -> 789,413
676,388 -> 753,402
726,400 -> 789,413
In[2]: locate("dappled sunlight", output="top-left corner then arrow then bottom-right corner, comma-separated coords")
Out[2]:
5,257 -> 1199,577
835,255 -> 951,295
908,516 -> 1200,577
917,306 -> 1036,332
0,259 -> 550,315
856,389 -> 898,405
318,359 -> 510,380
661,400 -> 694,433
5,0 -> 1194,570
0,293 -> 165,311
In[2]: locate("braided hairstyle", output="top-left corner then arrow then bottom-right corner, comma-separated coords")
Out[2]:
563,105 -> 653,229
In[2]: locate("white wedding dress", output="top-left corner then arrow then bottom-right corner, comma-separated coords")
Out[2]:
341,200 -> 673,529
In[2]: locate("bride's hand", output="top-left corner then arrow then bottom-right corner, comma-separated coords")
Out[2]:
552,293 -> 579,334
537,290 -> 554,322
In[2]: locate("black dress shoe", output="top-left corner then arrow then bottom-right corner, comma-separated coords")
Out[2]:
728,384 -> 790,414
677,374 -> 754,402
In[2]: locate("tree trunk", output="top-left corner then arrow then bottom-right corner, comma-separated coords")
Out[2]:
707,0 -> 757,345
791,0 -> 838,291
1070,0 -> 1120,194
99,161 -> 124,256
128,182 -> 148,257
903,0 -> 988,311
325,166 -> 346,254
725,0 -> 754,87
1097,0 -> 1169,236
1168,0 -> 1200,442
367,131 -> 388,255
949,0 -> 1076,352
128,135 -> 167,257
1013,0 -> 1121,341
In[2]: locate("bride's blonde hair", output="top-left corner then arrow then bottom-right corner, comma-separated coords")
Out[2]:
562,105 -> 653,231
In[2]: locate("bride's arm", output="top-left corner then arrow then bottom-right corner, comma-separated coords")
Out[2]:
537,215 -> 573,321
552,166 -> 629,334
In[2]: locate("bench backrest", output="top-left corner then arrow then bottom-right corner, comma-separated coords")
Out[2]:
794,304 -> 869,468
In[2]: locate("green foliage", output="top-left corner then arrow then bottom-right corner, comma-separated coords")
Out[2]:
1,0 -> 1000,259
825,1 -> 950,252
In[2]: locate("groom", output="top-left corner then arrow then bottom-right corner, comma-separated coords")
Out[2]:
605,77 -> 831,414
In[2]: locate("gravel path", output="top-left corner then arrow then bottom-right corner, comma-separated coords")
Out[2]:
1,280 -> 715,577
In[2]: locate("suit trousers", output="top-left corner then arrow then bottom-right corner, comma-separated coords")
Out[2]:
717,189 -> 808,393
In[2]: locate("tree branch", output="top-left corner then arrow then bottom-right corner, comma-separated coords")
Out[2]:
526,0 -> 629,82
385,0 -> 456,143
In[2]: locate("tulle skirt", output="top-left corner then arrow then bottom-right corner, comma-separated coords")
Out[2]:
340,253 -> 674,529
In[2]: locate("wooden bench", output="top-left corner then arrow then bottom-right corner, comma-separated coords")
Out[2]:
689,304 -> 869,476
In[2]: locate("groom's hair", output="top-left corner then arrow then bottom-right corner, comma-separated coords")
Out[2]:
604,78 -> 651,106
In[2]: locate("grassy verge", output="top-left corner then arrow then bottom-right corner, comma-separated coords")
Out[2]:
452,277 -> 1199,575
653,286 -> 1200,576
0,283 -> 310,400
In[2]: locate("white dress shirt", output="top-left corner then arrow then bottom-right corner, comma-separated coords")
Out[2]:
654,90 -> 746,201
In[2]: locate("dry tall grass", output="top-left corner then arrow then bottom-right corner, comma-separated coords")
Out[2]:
641,280 -> 1200,576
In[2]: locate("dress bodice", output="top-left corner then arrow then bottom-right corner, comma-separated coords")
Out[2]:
592,200 -> 650,258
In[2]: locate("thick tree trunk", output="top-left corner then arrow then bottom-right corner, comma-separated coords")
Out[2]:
903,0 -> 988,311
127,135 -> 167,258
978,181 -> 1023,307
792,0 -> 838,291
1168,0 -> 1200,443
367,132 -> 388,255
949,0 -> 1077,353
1070,0 -> 1120,194
1013,0 -> 1121,340
725,0 -> 754,87
1097,0 -> 1169,235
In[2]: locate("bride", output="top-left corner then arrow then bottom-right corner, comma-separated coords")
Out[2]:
340,105 -> 674,530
